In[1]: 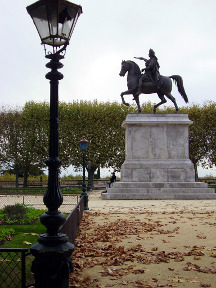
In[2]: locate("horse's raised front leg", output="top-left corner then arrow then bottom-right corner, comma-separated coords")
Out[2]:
154,93 -> 167,113
120,92 -> 129,106
120,87 -> 137,107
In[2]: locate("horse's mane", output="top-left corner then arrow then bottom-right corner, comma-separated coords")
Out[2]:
127,60 -> 141,76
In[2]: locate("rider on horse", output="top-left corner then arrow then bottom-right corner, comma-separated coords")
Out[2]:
135,49 -> 161,97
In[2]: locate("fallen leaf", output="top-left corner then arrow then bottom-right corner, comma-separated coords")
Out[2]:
23,241 -> 32,245
197,234 -> 207,239
168,267 -> 174,271
210,253 -> 216,258
169,277 -> 185,283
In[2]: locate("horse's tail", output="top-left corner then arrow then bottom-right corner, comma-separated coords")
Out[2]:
169,75 -> 188,103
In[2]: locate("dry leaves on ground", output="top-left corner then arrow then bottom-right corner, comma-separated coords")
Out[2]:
69,208 -> 216,288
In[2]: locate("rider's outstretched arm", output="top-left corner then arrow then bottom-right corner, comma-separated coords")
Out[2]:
134,57 -> 147,62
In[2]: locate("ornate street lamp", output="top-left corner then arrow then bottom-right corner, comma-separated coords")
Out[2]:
79,137 -> 89,210
26,1 -> 82,287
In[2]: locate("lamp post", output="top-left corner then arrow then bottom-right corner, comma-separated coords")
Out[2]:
26,1 -> 82,287
79,137 -> 89,210
87,161 -> 92,192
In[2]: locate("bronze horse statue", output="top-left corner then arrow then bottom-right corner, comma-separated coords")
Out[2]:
119,60 -> 188,113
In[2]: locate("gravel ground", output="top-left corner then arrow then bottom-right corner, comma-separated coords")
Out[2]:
69,190 -> 216,288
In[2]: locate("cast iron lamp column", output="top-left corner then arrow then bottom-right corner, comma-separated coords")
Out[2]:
26,1 -> 82,287
79,137 -> 89,210
87,161 -> 92,192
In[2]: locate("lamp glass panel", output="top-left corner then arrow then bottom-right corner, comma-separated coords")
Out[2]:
31,5 -> 50,40
47,2 -> 58,36
59,5 -> 77,39
27,0 -> 82,47
79,141 -> 88,151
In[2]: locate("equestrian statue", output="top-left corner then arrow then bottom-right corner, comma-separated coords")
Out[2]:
119,49 -> 188,113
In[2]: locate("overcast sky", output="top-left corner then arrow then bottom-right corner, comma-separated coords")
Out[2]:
1,0 -> 216,177
1,0 -> 216,110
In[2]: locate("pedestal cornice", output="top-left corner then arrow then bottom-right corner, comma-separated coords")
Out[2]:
122,113 -> 192,128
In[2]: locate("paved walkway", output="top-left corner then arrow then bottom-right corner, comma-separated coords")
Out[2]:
71,190 -> 216,288
88,189 -> 216,213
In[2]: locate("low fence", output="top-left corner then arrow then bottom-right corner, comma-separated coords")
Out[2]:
0,179 -> 107,188
60,196 -> 84,243
0,180 -> 82,188
0,248 -> 30,288
199,177 -> 216,187
0,194 -> 80,213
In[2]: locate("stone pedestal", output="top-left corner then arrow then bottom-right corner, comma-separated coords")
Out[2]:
102,114 -> 216,200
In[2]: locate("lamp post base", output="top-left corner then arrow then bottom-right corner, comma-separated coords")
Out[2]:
80,191 -> 89,210
31,241 -> 74,288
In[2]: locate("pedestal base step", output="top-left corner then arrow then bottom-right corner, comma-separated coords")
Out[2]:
102,182 -> 216,200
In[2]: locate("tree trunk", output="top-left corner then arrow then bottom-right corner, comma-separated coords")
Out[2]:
23,167 -> 28,188
14,164 -> 19,188
86,164 -> 97,190
16,173 -> 19,188
88,169 -> 95,190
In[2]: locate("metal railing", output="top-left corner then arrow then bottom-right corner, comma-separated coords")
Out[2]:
60,196 -> 84,243
0,179 -> 108,188
0,248 -> 30,288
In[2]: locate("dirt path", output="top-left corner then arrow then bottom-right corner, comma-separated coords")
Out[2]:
70,190 -> 216,288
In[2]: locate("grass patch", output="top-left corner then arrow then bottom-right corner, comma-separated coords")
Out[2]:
0,204 -> 70,287
0,228 -> 15,244
0,220 -> 45,288
0,206 -> 46,288
0,204 -> 46,247
0,204 -> 43,225
1,220 -> 45,248
0,188 -> 46,195
61,186 -> 82,194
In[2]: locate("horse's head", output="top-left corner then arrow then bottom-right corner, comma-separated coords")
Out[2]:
119,60 -> 129,77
